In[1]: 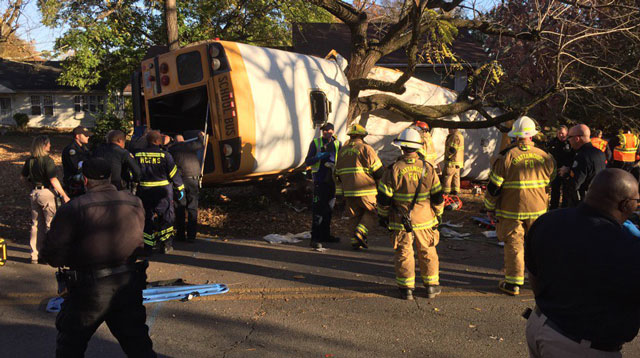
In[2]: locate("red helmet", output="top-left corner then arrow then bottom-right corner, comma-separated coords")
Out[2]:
415,121 -> 429,130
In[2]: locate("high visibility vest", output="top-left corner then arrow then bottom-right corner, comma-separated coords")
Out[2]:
613,133 -> 639,162
590,137 -> 608,153
311,137 -> 340,173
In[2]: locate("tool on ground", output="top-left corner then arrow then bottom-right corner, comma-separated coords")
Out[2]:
471,216 -> 495,229
444,195 -> 462,211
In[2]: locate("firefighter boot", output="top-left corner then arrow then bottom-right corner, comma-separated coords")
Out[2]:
399,288 -> 414,300
160,240 -> 174,254
353,231 -> 368,249
425,285 -> 442,299
498,280 -> 520,296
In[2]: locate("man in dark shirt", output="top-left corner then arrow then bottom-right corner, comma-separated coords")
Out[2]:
62,125 -> 93,197
93,130 -> 141,191
560,124 -> 606,207
168,131 -> 205,242
546,126 -> 573,209
525,168 -> 640,357
40,158 -> 156,358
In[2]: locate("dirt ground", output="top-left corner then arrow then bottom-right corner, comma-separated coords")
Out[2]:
0,129 -> 490,246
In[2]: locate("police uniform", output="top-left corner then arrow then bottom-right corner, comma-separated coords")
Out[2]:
305,132 -> 341,248
442,130 -> 464,194
40,158 -> 156,358
610,132 -> 639,171
93,142 -> 141,191
135,144 -> 184,252
378,152 -> 445,295
335,135 -> 383,249
484,141 -> 555,293
546,136 -> 573,209
62,140 -> 91,197
564,143 -> 606,207
168,135 -> 205,242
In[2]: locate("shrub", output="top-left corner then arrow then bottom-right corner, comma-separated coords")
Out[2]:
13,113 -> 29,129
90,111 -> 133,148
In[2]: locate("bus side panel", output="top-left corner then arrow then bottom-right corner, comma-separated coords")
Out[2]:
234,43 -> 350,173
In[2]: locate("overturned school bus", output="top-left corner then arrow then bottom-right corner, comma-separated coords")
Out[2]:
132,40 -> 350,185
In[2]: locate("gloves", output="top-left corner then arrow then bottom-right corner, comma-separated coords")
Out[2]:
316,152 -> 330,161
177,190 -> 185,201
378,215 -> 389,229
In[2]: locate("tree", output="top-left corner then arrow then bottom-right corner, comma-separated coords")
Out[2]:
1,0 -> 24,45
307,0 -> 640,129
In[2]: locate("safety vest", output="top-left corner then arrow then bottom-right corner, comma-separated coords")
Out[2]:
613,133 -> 639,162
590,137 -> 608,153
310,137 -> 340,173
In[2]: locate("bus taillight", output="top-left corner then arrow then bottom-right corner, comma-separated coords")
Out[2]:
160,62 -> 169,74
161,75 -> 170,86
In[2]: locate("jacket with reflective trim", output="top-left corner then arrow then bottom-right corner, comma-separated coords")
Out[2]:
377,153 -> 444,231
444,130 -> 464,167
590,138 -> 608,153
484,142 -> 556,220
305,136 -> 341,183
135,145 -> 184,191
613,133 -> 638,162
418,131 -> 438,165
335,138 -> 382,197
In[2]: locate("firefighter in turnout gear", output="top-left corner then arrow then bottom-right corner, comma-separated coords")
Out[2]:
610,127 -> 639,171
442,128 -> 464,195
378,128 -> 445,300
304,122 -> 341,249
414,121 -> 438,166
135,130 -> 185,254
484,116 -> 556,296
335,124 -> 383,250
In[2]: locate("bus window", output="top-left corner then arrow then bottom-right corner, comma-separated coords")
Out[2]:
177,51 -> 204,85
310,90 -> 330,127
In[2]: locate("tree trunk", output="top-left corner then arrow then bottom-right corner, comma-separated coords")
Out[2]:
165,0 -> 179,50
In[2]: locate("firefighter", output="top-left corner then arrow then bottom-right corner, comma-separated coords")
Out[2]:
442,128 -> 464,195
414,121 -> 438,166
484,116 -> 556,296
135,130 -> 185,254
335,124 -> 383,250
378,128 -> 445,300
62,126 -> 93,198
610,127 -> 638,172
304,123 -> 341,249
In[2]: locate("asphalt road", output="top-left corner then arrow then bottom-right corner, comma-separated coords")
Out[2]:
2,231 -> 640,358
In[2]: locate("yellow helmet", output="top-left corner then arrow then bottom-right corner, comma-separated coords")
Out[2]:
347,124 -> 368,136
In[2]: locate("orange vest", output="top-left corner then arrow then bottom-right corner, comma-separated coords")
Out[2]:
590,137 -> 608,153
613,133 -> 639,162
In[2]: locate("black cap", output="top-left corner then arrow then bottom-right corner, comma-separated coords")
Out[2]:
320,123 -> 334,131
82,158 -> 111,180
73,126 -> 93,136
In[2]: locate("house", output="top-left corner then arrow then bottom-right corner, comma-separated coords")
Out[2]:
290,23 -> 489,93
0,59 -> 107,128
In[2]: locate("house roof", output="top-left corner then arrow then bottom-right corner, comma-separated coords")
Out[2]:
0,59 -> 107,93
291,23 -> 489,66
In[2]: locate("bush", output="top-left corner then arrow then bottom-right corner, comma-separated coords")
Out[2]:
90,111 -> 133,148
13,113 -> 29,129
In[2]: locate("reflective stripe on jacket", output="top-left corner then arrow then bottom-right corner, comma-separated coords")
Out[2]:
135,146 -> 184,191
590,138 -> 608,153
484,142 -> 556,220
444,130 -> 464,167
613,133 -> 638,162
310,137 -> 340,173
335,138 -> 382,197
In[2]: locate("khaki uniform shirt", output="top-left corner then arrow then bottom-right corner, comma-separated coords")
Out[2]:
335,138 -> 382,197
484,142 -> 556,220
444,130 -> 464,167
418,131 -> 438,165
378,153 -> 444,231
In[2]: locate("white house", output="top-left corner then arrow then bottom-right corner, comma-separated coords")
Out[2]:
0,59 -> 107,128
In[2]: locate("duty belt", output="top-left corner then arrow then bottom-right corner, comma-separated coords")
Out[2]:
66,263 -> 137,280
534,306 -> 622,352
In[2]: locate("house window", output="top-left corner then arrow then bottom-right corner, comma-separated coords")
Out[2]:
74,96 -> 82,112
89,96 -> 96,112
43,95 -> 54,116
97,95 -> 104,112
74,95 -> 104,113
31,96 -> 41,115
0,98 -> 10,115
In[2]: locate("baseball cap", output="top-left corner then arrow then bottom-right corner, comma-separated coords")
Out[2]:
320,123 -> 334,131
82,158 -> 111,180
73,126 -> 93,136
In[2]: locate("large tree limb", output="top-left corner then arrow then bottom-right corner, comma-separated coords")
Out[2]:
443,17 -> 541,41
307,0 -> 361,26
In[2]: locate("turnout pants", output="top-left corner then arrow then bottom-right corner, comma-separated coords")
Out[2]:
442,164 -> 461,194
56,267 -> 156,358
345,195 -> 377,247
176,177 -> 199,240
392,228 -> 440,288
138,185 -> 175,248
496,217 -> 536,286
29,188 -> 56,261
311,181 -> 336,243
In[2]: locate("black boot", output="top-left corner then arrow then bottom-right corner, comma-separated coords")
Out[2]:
310,240 -> 323,249
425,285 -> 442,299
399,288 -> 414,300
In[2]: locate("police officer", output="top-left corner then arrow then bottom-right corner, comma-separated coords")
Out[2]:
484,116 -> 556,296
442,128 -> 464,195
335,124 -> 383,250
93,129 -> 141,191
62,125 -> 93,197
40,158 -> 156,358
378,128 -> 445,300
135,130 -> 185,254
168,131 -> 205,243
304,123 -> 341,249
560,124 -> 606,207
545,125 -> 573,209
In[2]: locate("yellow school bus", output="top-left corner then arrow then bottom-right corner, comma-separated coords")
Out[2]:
132,40 -> 350,185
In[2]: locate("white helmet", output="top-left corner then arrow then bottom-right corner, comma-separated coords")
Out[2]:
393,127 -> 423,149
508,116 -> 539,138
